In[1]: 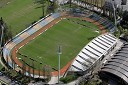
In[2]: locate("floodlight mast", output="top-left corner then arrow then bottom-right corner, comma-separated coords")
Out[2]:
111,0 -> 117,31
58,46 -> 62,84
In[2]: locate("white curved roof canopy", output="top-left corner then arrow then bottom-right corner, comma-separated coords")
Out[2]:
70,33 -> 117,72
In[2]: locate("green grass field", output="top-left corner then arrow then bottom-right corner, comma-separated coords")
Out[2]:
18,18 -> 100,70
0,0 -> 48,36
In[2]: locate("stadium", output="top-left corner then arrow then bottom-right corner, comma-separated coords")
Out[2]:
0,0 -> 128,85
2,12 -> 107,76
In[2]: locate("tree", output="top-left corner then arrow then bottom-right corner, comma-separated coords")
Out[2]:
47,0 -> 58,13
34,0 -> 47,17
42,0 -> 45,17
120,10 -> 128,29
0,17 -> 12,47
34,0 -> 57,16
69,0 -> 72,8
42,65 -> 52,82
122,11 -> 128,22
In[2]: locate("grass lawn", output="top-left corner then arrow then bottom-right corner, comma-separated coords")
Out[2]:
0,0 -> 48,36
18,18 -> 100,70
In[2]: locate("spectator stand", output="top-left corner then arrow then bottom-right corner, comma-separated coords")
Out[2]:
88,13 -> 116,33
69,33 -> 117,75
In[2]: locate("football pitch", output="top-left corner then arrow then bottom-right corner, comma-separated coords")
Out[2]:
18,18 -> 100,70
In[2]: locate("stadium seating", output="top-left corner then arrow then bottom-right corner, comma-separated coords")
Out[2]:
51,13 -> 61,19
12,37 -> 23,44
19,32 -> 30,40
45,16 -> 54,22
26,28 -> 36,35
88,13 -> 116,33
70,33 -> 117,72
89,14 -> 101,21
39,20 -> 49,27
98,18 -> 105,23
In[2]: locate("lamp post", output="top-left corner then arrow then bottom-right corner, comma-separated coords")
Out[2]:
58,46 -> 62,84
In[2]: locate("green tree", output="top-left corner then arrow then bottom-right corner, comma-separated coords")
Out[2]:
34,0 -> 46,17
34,0 -> 57,16
42,65 -> 52,82
0,17 -> 12,47
120,10 -> 128,30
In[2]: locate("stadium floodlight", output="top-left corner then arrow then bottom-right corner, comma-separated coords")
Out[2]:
111,0 -> 117,31
58,45 -> 62,84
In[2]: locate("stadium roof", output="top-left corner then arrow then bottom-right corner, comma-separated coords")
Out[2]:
70,33 -> 117,72
100,43 -> 128,84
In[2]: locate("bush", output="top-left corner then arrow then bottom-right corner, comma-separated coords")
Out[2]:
60,74 -> 78,83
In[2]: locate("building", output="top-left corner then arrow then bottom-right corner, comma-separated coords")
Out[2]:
99,43 -> 128,85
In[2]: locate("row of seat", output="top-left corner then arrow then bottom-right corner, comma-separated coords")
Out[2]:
70,33 -> 117,72
88,13 -> 115,32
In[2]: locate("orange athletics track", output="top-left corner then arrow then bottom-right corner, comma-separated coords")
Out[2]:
11,15 -> 106,77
